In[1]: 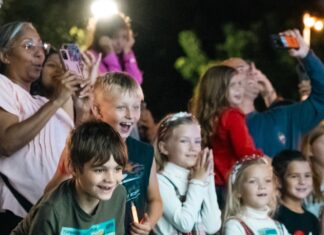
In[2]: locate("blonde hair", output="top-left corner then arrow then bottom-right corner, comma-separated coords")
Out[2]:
303,125 -> 324,202
223,157 -> 277,221
154,112 -> 200,171
94,72 -> 144,100
191,65 -> 238,147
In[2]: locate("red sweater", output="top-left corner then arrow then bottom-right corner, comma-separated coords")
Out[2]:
210,107 -> 262,186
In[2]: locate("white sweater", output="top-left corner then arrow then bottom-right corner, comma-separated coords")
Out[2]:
153,162 -> 221,235
223,207 -> 290,235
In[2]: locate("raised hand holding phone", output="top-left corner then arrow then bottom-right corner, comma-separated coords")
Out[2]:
272,29 -> 309,58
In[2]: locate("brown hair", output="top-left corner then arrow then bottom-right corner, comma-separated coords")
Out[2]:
91,13 -> 131,53
303,125 -> 324,202
68,120 -> 127,173
191,65 -> 238,147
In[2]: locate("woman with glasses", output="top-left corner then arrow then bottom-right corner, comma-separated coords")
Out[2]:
0,21 -> 82,234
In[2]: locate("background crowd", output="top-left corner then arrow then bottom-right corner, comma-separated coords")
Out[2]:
0,8 -> 323,235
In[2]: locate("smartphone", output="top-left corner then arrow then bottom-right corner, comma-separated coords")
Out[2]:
271,34 -> 299,49
59,43 -> 83,78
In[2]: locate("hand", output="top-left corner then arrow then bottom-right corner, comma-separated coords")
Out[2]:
124,30 -> 135,54
281,29 -> 309,59
130,213 -> 152,235
98,35 -> 114,55
298,79 -> 311,100
82,51 -> 101,85
191,148 -> 212,181
51,72 -> 82,107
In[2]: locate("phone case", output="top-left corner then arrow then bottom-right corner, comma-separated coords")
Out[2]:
59,49 -> 83,77
271,34 -> 299,49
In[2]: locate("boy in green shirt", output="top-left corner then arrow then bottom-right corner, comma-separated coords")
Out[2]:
11,121 -> 128,235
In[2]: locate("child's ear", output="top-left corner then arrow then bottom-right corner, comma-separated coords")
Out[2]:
158,141 -> 169,155
0,51 -> 10,64
68,159 -> 78,177
91,105 -> 102,119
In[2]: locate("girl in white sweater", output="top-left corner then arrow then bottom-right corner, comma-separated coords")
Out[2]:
153,112 -> 221,235
223,157 -> 289,235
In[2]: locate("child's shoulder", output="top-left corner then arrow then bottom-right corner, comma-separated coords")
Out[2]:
126,137 -> 154,157
41,179 -> 73,208
221,107 -> 244,117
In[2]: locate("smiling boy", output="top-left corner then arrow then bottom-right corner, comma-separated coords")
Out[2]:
11,121 -> 128,235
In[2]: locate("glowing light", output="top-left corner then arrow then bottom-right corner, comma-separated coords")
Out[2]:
303,13 -> 315,28
314,21 -> 323,31
91,0 -> 118,19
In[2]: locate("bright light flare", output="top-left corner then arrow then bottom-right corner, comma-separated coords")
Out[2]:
303,13 -> 315,28
314,21 -> 323,31
91,0 -> 118,19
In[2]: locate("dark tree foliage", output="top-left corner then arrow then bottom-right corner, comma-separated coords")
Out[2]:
0,0 -> 92,48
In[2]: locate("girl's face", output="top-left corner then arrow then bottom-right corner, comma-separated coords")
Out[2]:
282,160 -> 313,202
311,134 -> 324,168
227,73 -> 244,107
239,164 -> 274,210
162,123 -> 202,169
42,53 -> 64,90
111,28 -> 129,54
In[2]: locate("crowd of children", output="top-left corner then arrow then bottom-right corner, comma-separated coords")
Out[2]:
0,12 -> 323,235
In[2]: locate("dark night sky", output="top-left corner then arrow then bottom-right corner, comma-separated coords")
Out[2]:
118,0 -> 322,121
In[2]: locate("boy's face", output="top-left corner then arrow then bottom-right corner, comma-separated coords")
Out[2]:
74,157 -> 123,204
93,87 -> 141,140
282,160 -> 313,202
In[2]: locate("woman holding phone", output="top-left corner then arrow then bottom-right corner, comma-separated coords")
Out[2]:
0,21 -> 82,234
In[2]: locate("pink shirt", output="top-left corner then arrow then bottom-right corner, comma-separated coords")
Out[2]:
0,75 -> 74,217
90,49 -> 143,85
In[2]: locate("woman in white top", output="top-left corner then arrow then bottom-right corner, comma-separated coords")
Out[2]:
0,21 -> 83,234
153,112 -> 221,235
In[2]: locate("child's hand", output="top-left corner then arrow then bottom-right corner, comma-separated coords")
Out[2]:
99,35 -> 114,55
124,30 -> 135,54
81,51 -> 101,86
191,148 -> 212,181
130,213 -> 152,235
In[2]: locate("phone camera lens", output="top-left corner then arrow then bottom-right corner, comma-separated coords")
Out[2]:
62,51 -> 68,60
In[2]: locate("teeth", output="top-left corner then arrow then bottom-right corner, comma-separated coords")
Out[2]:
120,122 -> 132,126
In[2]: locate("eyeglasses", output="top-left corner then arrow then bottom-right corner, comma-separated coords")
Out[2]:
10,40 -> 51,55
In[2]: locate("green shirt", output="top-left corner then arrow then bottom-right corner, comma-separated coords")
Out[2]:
11,179 -> 126,235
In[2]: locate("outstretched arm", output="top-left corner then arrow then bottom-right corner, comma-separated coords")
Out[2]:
130,160 -> 162,235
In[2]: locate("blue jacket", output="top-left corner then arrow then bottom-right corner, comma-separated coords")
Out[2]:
247,51 -> 324,157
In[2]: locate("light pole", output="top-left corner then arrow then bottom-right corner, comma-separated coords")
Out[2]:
303,13 -> 323,46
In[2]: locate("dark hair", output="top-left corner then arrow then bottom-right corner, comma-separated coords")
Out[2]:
68,120 -> 128,172
0,21 -> 34,73
30,46 -> 58,96
272,149 -> 308,183
91,13 -> 131,52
